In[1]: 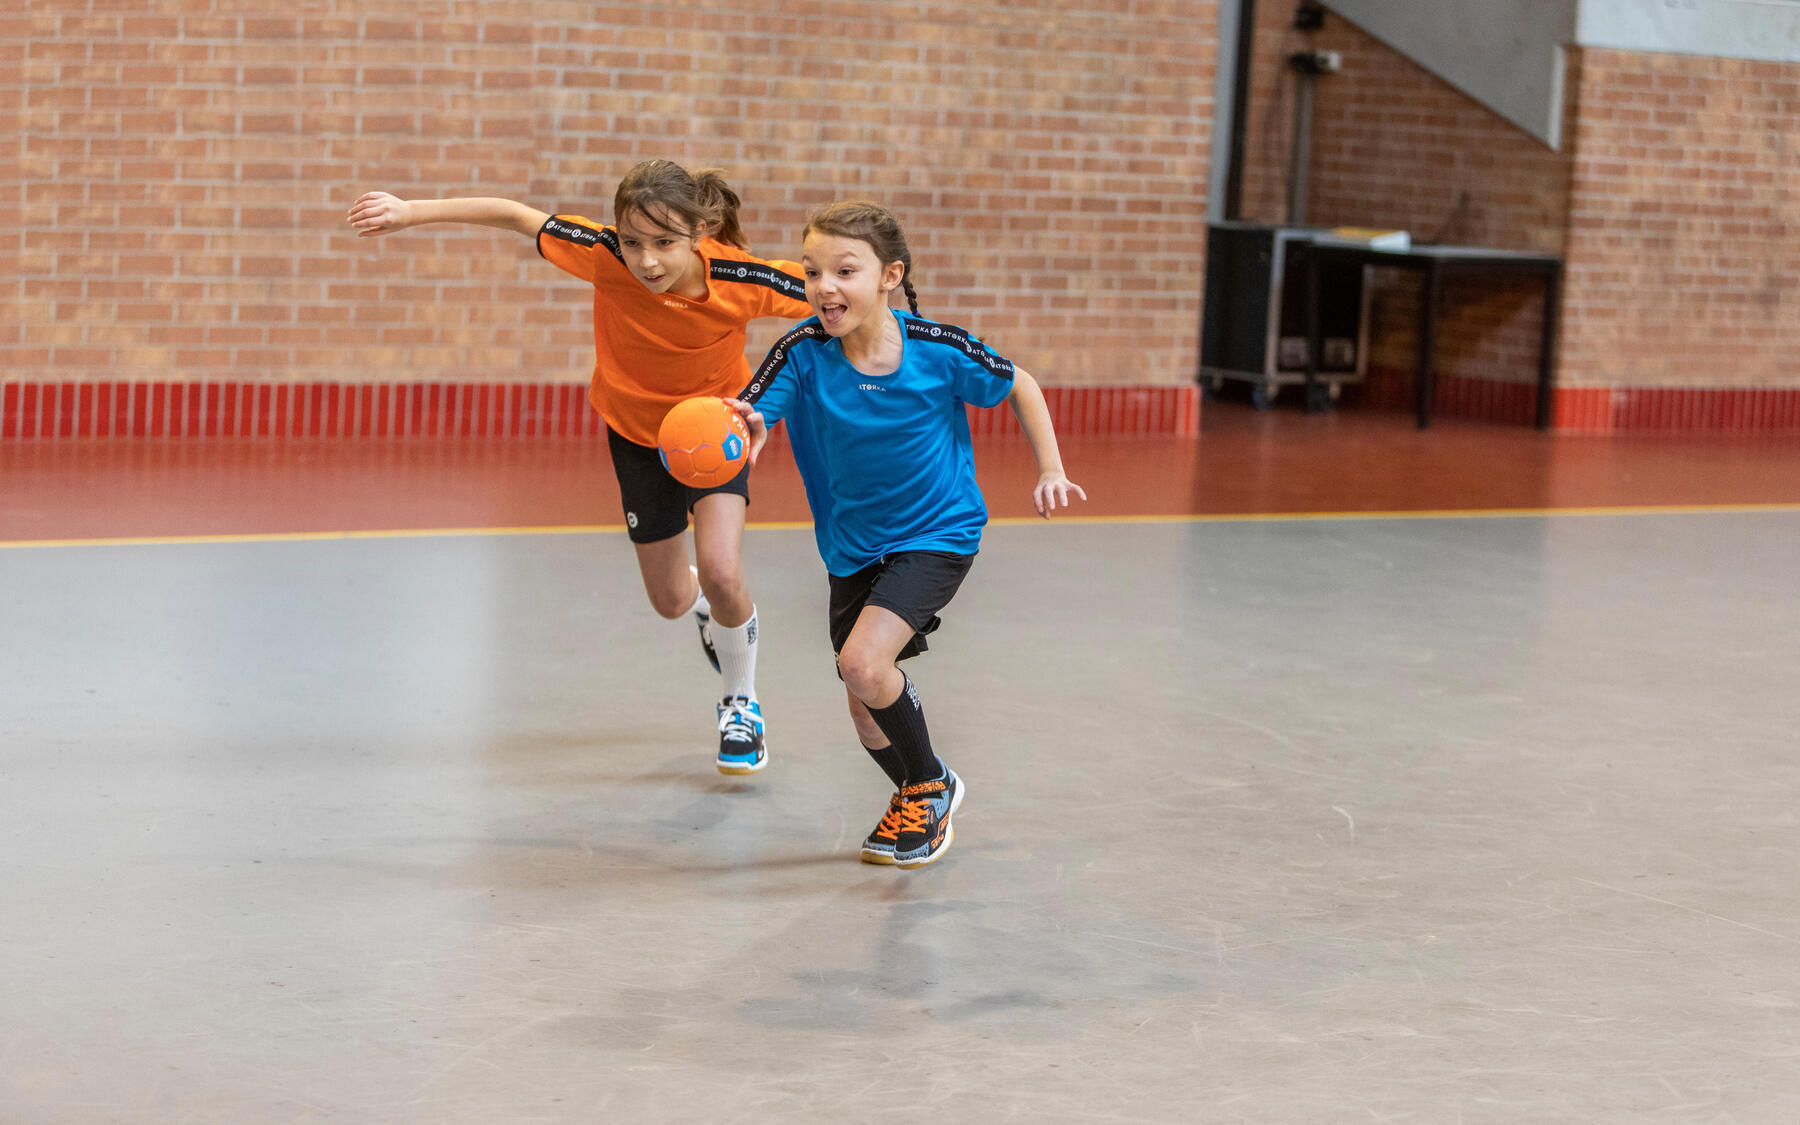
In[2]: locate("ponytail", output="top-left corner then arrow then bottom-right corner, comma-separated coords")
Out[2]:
692,170 -> 746,249
613,159 -> 748,249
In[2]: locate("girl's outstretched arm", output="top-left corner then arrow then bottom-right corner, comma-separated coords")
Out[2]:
346,193 -> 551,239
1006,368 -> 1088,519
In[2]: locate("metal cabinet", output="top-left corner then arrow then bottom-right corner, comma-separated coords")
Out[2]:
1199,222 -> 1371,410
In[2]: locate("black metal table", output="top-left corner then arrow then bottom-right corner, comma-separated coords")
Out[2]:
1298,240 -> 1563,429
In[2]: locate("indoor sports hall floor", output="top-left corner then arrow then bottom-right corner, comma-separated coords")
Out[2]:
4,403 -> 1800,1123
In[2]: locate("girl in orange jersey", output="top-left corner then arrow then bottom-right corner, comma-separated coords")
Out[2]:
347,160 -> 810,775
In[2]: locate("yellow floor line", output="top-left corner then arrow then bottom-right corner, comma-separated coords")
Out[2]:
0,524 -> 624,550
2,503 -> 1796,550
987,502 -> 1800,526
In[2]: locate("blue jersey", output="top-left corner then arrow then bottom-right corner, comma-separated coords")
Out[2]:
741,310 -> 1016,575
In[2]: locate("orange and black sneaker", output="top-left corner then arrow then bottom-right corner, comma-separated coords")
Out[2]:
893,769 -> 963,869
860,793 -> 906,864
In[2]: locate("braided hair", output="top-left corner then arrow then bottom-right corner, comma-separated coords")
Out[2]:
803,201 -> 918,315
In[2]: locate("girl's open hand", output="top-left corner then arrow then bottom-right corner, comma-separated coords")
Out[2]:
728,399 -> 769,466
347,192 -> 412,237
1033,471 -> 1087,519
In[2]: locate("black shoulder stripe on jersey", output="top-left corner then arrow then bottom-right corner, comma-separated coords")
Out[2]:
711,260 -> 806,301
902,318 -> 1015,379
538,217 -> 624,263
739,323 -> 830,404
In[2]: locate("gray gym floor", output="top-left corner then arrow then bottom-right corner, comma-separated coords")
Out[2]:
4,511 -> 1798,1122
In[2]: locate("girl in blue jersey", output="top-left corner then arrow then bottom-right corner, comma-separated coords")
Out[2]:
733,201 -> 1085,869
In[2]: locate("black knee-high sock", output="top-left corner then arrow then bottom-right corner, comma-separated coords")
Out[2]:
862,742 -> 906,788
866,674 -> 942,786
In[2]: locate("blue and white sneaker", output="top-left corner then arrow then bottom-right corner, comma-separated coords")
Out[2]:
695,607 -> 720,673
893,768 -> 963,868
715,696 -> 766,775
690,566 -> 720,673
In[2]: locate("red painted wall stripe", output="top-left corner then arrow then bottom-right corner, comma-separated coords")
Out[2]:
0,381 -> 1202,440
1359,367 -> 1800,433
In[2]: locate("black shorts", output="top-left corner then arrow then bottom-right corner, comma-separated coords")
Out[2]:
607,426 -> 750,544
828,550 -> 976,663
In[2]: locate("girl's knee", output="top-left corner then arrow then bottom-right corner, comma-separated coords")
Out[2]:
693,557 -> 743,600
836,648 -> 893,700
646,588 -> 693,619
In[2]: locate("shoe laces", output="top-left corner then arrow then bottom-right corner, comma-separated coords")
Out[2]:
896,777 -> 947,833
899,793 -> 943,833
717,698 -> 759,744
872,794 -> 905,840
896,797 -> 935,834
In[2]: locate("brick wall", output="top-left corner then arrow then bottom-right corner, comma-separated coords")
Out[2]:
1235,3 -> 1572,416
1561,49 -> 1800,393
1235,7 -> 1800,430
5,2 -> 1217,401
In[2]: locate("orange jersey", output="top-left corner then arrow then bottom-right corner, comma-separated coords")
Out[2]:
536,215 -> 811,447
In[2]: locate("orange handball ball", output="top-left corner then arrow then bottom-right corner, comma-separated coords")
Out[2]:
657,396 -> 751,489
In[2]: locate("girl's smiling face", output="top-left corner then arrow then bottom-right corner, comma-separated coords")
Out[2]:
617,206 -> 707,299
801,231 -> 904,339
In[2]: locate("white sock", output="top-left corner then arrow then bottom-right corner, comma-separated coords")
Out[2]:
710,607 -> 759,701
686,565 -> 711,622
